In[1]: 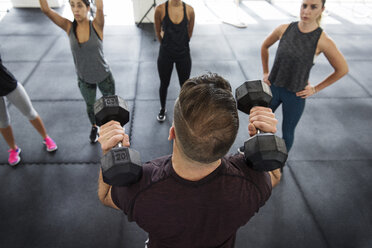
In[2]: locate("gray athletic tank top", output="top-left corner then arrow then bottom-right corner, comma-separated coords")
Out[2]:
268,22 -> 323,92
69,21 -> 110,84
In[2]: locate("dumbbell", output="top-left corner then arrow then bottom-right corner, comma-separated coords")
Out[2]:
94,95 -> 142,186
235,80 -> 288,171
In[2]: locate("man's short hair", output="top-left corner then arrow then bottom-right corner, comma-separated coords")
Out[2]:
173,73 -> 239,164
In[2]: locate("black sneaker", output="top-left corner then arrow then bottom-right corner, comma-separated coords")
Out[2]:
238,145 -> 244,155
157,108 -> 166,122
90,126 -> 99,143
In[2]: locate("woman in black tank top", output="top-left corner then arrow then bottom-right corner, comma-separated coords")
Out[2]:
258,0 -> 348,153
154,0 -> 195,122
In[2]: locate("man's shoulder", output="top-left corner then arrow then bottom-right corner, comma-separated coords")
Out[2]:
222,154 -> 271,186
141,155 -> 173,184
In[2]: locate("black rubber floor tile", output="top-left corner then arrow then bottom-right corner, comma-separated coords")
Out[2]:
0,61 -> 37,84
289,99 -> 372,161
131,100 -> 175,163
225,34 -> 270,60
139,32 -> 159,61
42,35 -> 74,62
0,101 -> 133,164
111,61 -> 139,101
24,61 -> 80,100
104,35 -> 141,62
290,161 -> 372,248
235,162 -> 328,248
309,60 -> 369,98
190,60 -> 247,90
190,35 -> 235,61
0,163 -> 147,248
331,34 -> 372,61
0,35 -> 57,62
0,8 -> 63,36
347,60 -> 372,97
239,56 -> 276,81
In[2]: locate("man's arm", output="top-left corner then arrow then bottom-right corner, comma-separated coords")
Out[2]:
248,106 -> 282,187
97,120 -> 130,209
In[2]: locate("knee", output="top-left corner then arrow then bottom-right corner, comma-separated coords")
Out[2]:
26,109 -> 39,121
0,120 -> 10,129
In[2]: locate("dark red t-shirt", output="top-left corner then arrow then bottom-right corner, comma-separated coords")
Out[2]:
111,154 -> 272,248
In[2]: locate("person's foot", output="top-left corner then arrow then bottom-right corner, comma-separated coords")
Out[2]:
157,108 -> 167,122
90,126 -> 99,143
8,147 -> 21,166
237,145 -> 244,155
43,136 -> 58,152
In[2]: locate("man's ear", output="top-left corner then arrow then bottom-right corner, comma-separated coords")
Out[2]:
168,126 -> 176,141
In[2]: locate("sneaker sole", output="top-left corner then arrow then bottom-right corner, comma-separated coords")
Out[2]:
157,116 -> 166,122
46,146 -> 58,152
9,148 -> 21,166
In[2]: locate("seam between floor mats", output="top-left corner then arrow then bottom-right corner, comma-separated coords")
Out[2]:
288,163 -> 332,248
5,34 -> 61,108
127,36 -> 142,144
346,73 -> 372,98
220,27 -> 250,81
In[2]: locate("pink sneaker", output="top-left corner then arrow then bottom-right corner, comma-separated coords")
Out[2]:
43,136 -> 58,152
8,147 -> 21,166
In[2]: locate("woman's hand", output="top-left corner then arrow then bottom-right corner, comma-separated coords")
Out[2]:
296,84 -> 317,99
263,73 -> 271,86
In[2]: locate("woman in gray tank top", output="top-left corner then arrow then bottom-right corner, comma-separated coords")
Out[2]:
258,0 -> 348,153
39,0 -> 115,143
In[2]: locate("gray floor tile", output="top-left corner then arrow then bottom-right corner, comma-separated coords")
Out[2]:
111,61 -> 139,101
24,61 -> 80,100
0,35 -> 58,62
0,163 -> 147,248
289,99 -> 372,161
131,100 -> 174,163
290,161 -> 372,248
0,61 -> 37,84
347,60 -> 372,96
309,60 -> 369,98
190,35 -> 235,61
0,101 -> 133,164
104,35 -> 141,62
42,35 -> 74,62
235,163 -> 328,248
226,34 -> 275,60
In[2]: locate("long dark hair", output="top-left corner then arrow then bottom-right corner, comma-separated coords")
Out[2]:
71,0 -> 91,39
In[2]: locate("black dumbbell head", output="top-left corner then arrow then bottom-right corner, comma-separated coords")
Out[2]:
244,133 -> 288,171
235,80 -> 272,115
94,95 -> 129,127
101,147 -> 142,186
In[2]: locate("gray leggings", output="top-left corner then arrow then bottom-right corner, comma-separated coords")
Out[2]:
0,83 -> 38,128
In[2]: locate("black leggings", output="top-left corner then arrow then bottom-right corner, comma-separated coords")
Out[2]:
157,51 -> 191,109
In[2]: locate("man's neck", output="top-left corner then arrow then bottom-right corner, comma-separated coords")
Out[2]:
172,141 -> 221,181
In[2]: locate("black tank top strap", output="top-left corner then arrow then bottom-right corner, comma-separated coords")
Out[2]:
183,2 -> 187,21
165,1 -> 169,17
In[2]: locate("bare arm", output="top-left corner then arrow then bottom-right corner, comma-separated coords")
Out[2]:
39,0 -> 71,33
248,107 -> 281,187
92,0 -> 104,38
296,32 -> 349,98
154,5 -> 164,43
261,24 -> 288,84
97,120 -> 129,209
187,5 -> 195,39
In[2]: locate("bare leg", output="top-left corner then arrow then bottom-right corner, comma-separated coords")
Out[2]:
0,125 -> 17,150
29,116 -> 48,139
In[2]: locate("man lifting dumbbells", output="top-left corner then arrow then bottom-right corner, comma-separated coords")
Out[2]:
97,73 -> 282,248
